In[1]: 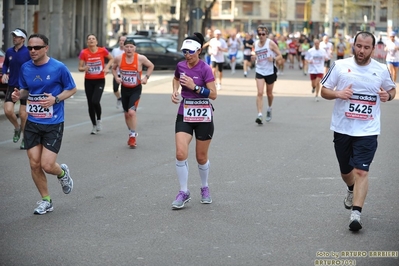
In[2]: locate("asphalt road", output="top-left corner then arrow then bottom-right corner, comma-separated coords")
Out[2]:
0,60 -> 398,266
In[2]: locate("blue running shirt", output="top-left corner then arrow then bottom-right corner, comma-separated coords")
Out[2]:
19,58 -> 76,124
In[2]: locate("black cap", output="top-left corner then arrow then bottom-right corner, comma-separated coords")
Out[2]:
124,38 -> 136,46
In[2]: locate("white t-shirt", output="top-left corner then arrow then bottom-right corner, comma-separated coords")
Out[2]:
321,57 -> 396,136
209,38 -> 227,63
254,39 -> 275,76
320,41 -> 333,59
112,47 -> 125,75
228,37 -> 240,55
305,47 -> 328,74
385,39 -> 399,62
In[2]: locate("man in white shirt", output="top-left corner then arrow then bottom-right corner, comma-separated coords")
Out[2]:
111,35 -> 126,108
319,35 -> 334,75
305,39 -> 329,101
385,31 -> 399,82
320,31 -> 396,232
209,29 -> 228,90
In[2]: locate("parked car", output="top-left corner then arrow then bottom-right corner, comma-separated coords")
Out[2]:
0,49 -> 7,93
133,39 -> 184,70
106,35 -> 150,53
155,36 -> 178,52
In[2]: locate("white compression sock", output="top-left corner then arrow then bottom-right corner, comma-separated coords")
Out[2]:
176,159 -> 189,192
198,160 -> 210,188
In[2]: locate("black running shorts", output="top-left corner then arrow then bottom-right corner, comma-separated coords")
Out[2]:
175,114 -> 214,141
24,120 -> 64,153
333,132 -> 378,173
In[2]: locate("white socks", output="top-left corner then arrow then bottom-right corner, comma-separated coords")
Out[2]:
198,160 -> 210,188
176,159 -> 189,192
176,159 -> 210,191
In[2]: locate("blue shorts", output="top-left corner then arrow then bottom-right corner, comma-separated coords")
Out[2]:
387,61 -> 399,67
229,53 -> 237,60
333,132 -> 378,173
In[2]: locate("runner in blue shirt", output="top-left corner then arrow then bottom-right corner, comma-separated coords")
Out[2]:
12,33 -> 77,215
1,28 -> 31,148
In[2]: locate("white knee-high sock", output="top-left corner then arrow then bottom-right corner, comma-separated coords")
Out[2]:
198,160 -> 210,188
176,159 -> 189,192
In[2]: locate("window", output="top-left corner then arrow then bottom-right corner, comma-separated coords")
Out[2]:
232,1 -> 261,17
380,7 -> 387,22
221,1 -> 232,15
270,2 -> 278,19
295,3 -> 305,19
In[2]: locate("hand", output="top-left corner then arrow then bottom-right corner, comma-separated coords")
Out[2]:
378,88 -> 391,102
268,55 -> 274,62
42,92 -> 56,108
11,88 -> 20,102
1,74 -> 9,84
337,84 -> 353,100
171,91 -> 180,104
103,68 -> 110,75
179,75 -> 195,90
115,77 -> 122,84
141,76 -> 148,85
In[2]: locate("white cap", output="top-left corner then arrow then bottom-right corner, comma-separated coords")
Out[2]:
214,29 -> 221,35
11,29 -> 27,39
181,39 -> 201,51
389,31 -> 396,37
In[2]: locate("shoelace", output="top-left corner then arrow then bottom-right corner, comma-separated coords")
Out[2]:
201,188 -> 210,198
36,200 -> 50,210
59,176 -> 70,186
176,191 -> 188,200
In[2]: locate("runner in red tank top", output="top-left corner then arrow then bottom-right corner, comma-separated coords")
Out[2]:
112,39 -> 154,148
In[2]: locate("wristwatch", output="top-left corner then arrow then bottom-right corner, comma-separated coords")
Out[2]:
55,96 -> 60,104
194,85 -> 201,92
145,74 -> 150,79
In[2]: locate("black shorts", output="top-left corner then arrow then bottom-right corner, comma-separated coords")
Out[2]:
5,86 -> 27,105
333,132 -> 378,173
24,120 -> 64,154
255,67 -> 278,85
244,55 -> 252,61
211,62 -> 224,72
175,114 -> 214,141
282,54 -> 288,60
121,84 -> 142,112
324,60 -> 331,68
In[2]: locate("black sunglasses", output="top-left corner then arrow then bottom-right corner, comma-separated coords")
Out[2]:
258,33 -> 267,36
27,45 -> 47,51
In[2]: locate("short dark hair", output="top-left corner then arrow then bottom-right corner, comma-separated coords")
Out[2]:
124,38 -> 136,46
354,31 -> 375,47
28,34 -> 49,45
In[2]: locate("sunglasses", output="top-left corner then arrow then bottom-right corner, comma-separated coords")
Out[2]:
182,49 -> 198,55
27,45 -> 47,51
258,33 -> 267,36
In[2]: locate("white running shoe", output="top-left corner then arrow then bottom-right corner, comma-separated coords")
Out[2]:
96,120 -> 102,132
91,126 -> 97,135
349,211 -> 362,231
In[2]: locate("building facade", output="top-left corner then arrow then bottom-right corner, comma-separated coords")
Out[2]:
108,0 -> 398,38
2,0 -> 107,60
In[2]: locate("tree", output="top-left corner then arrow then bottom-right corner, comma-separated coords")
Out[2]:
201,0 -> 217,34
177,0 -> 189,50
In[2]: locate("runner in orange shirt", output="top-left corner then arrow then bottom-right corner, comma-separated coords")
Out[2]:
78,34 -> 113,134
112,39 -> 154,148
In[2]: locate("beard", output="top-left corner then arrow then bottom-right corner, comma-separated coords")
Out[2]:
354,50 -> 372,66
